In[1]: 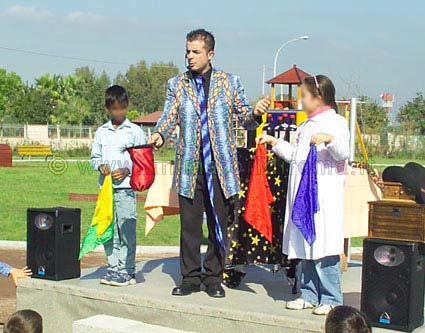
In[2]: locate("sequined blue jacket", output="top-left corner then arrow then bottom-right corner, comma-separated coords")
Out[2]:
0,261 -> 11,276
154,68 -> 260,199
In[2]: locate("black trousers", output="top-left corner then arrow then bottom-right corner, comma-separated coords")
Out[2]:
178,165 -> 232,286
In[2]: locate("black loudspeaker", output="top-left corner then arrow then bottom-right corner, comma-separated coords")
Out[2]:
27,207 -> 81,281
361,238 -> 425,332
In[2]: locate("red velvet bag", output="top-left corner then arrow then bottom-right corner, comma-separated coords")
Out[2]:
126,144 -> 155,191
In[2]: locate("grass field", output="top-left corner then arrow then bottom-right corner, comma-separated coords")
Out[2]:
0,152 -> 423,247
0,149 -> 192,245
366,156 -> 425,168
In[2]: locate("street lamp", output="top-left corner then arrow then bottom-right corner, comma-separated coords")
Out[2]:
273,35 -> 309,78
258,35 -> 309,137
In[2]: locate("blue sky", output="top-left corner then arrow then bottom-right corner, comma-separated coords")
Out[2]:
0,0 -> 424,116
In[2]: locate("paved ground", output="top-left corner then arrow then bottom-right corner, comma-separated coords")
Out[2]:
0,248 -> 362,332
0,249 -> 175,325
17,255 -> 407,333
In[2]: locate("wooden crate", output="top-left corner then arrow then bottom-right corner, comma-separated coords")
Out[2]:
368,200 -> 425,242
382,181 -> 415,201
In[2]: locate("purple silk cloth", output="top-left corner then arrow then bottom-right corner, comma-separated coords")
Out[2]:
291,144 -> 320,246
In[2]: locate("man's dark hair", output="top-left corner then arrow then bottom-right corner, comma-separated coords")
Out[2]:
4,310 -> 43,333
325,306 -> 372,333
186,29 -> 215,52
105,85 -> 129,109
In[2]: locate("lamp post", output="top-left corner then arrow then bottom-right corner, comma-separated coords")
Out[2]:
273,35 -> 309,99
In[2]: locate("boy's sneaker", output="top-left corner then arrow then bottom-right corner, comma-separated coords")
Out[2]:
109,272 -> 137,287
100,270 -> 117,286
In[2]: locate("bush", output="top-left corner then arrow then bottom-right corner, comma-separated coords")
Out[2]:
55,146 -> 91,158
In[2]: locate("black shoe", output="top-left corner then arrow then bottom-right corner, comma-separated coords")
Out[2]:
171,283 -> 201,296
205,283 -> 226,298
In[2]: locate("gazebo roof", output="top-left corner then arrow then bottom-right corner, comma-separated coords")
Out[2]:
132,111 -> 162,125
266,64 -> 310,85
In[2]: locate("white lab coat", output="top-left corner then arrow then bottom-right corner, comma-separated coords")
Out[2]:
272,109 -> 350,260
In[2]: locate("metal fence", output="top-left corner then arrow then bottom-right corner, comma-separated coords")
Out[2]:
1,123 -> 424,159
0,123 -> 25,137
0,124 -> 95,139
47,125 -> 94,139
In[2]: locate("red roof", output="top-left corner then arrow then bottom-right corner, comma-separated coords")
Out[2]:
132,111 -> 163,124
266,64 -> 310,85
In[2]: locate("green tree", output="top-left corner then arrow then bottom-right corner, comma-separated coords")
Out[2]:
9,85 -> 54,124
357,96 -> 389,133
126,110 -> 140,121
115,61 -> 151,113
397,93 -> 425,134
34,74 -> 76,123
0,69 -> 24,122
74,67 -> 110,125
149,62 -> 179,113
35,74 -> 76,103
115,61 -> 178,114
2,59 -> 178,126
34,73 -> 93,124
93,71 -> 111,124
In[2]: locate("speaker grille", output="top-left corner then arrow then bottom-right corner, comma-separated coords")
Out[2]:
363,281 -> 409,324
27,208 -> 81,281
374,245 -> 405,267
34,213 -> 54,231
35,240 -> 55,276
361,238 -> 425,331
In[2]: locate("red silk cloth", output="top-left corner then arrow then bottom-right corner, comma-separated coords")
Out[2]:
244,144 -> 275,242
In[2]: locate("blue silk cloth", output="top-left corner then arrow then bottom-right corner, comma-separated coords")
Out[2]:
291,144 -> 320,246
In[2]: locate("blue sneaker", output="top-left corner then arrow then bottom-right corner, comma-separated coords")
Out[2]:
100,270 -> 117,286
109,272 -> 136,287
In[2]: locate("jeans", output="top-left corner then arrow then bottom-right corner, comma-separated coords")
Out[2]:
299,255 -> 343,306
103,188 -> 137,275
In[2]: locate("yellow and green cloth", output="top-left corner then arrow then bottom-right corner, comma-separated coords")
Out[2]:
79,175 -> 115,259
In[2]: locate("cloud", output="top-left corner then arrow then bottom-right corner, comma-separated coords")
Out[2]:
66,11 -> 107,25
1,5 -> 54,20
0,5 -> 138,28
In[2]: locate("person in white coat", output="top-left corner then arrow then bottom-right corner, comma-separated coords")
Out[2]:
257,75 -> 349,315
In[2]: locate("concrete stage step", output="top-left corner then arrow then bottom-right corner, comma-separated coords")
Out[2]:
17,257 -> 425,333
73,314 -> 196,333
